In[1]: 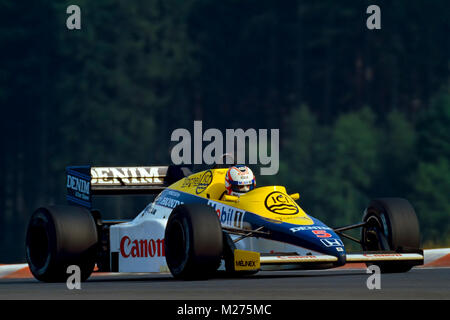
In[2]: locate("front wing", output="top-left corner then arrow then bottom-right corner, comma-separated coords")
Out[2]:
259,251 -> 424,270
232,250 -> 424,272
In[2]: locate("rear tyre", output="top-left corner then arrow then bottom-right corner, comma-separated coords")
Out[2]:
25,205 -> 98,282
361,198 -> 421,273
164,204 -> 223,280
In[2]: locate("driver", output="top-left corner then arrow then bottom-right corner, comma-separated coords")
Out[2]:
224,165 -> 256,197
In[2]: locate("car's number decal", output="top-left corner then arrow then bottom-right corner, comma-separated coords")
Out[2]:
312,230 -> 332,238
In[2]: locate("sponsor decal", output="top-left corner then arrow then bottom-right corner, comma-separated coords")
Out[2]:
234,249 -> 260,271
207,200 -> 245,228
290,226 -> 332,233
235,260 -> 257,268
277,255 -> 318,259
196,170 -> 213,194
320,238 -> 344,247
155,196 -> 183,209
180,174 -> 202,188
166,190 -> 180,197
91,167 -> 165,185
120,236 -> 165,258
180,170 -> 213,193
264,191 -> 299,215
363,253 -> 402,257
281,216 -> 310,221
67,174 -> 90,200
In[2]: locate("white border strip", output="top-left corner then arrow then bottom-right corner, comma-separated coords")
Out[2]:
0,264 -> 28,278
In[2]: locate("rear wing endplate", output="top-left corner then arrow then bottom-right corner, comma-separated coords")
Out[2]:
66,165 -> 191,208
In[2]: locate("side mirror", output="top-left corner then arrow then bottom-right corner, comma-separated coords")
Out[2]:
289,193 -> 300,201
223,195 -> 239,203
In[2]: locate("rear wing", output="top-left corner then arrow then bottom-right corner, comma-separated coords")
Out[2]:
66,165 -> 191,208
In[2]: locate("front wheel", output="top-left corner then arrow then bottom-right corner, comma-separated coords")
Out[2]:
361,198 -> 421,273
164,204 -> 223,280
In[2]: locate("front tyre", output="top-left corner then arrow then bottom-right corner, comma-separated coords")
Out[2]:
25,205 -> 98,282
164,204 -> 223,280
361,198 -> 421,273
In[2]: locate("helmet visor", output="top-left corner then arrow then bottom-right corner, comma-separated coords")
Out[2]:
231,184 -> 251,193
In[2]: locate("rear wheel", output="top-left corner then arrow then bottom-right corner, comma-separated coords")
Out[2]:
361,198 -> 421,273
164,204 -> 223,280
25,205 -> 98,282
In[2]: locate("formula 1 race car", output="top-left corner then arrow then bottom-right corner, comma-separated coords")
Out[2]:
25,165 -> 424,281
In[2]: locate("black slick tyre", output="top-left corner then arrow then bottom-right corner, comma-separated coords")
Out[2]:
361,198 -> 421,273
25,205 -> 98,282
164,204 -> 223,280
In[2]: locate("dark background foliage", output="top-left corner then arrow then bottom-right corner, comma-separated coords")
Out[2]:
0,0 -> 448,262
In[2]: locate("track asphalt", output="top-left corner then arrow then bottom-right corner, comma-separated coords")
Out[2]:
0,267 -> 448,300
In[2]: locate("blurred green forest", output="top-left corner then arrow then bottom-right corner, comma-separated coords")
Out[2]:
0,0 -> 449,262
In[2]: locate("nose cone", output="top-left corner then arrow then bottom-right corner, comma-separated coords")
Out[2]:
236,186 -> 347,266
241,186 -> 314,224
288,221 -> 347,266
